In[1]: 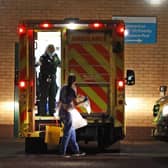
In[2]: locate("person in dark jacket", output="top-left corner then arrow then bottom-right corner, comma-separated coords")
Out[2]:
37,44 -> 61,116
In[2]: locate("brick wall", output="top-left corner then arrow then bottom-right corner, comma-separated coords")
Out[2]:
0,0 -> 168,138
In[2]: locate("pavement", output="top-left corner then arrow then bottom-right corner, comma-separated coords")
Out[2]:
0,138 -> 25,157
1,138 -> 168,168
1,138 -> 168,157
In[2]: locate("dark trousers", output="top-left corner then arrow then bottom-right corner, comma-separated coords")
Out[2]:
39,75 -> 58,116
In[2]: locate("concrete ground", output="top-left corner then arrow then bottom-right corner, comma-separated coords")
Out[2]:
1,138 -> 168,157
1,138 -> 168,168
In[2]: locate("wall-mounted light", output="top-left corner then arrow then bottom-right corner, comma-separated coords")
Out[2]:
145,0 -> 166,5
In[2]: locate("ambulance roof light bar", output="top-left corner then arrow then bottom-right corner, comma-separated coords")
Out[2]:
63,18 -> 87,30
89,22 -> 105,29
39,22 -> 53,28
18,19 -> 117,33
65,22 -> 79,30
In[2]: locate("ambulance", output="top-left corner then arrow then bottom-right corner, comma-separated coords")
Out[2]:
152,86 -> 168,140
15,19 -> 135,152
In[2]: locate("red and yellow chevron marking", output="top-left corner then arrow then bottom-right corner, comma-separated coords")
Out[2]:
77,86 -> 108,112
68,43 -> 110,82
67,43 -> 110,113
67,36 -> 125,127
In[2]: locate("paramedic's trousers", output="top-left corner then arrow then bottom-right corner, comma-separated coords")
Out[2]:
39,74 -> 57,116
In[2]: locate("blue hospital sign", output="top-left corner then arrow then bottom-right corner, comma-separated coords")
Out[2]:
113,17 -> 157,44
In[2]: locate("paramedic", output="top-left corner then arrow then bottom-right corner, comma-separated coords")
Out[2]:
37,44 -> 61,116
59,74 -> 87,157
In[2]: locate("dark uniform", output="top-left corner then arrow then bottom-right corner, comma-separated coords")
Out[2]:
39,52 -> 61,116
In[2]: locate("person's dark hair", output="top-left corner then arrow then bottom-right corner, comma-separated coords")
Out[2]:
67,74 -> 76,87
64,74 -> 76,99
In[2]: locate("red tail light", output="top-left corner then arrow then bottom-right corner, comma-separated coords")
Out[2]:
19,80 -> 26,89
39,23 -> 53,28
116,23 -> 125,36
89,22 -> 105,29
18,25 -> 26,35
117,80 -> 125,90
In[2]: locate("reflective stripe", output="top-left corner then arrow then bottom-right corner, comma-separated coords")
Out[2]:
67,43 -> 110,113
